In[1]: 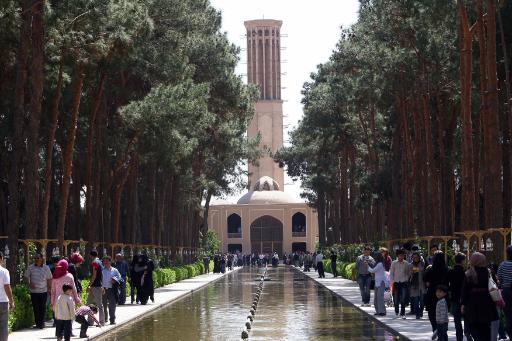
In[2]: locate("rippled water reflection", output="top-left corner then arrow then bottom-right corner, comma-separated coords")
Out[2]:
100,267 -> 400,341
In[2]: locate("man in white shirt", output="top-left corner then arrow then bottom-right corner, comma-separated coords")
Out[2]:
101,256 -> 121,325
24,253 -> 52,329
0,251 -> 15,341
390,249 -> 411,319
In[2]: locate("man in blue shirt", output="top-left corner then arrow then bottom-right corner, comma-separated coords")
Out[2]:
102,256 -> 121,325
114,254 -> 129,305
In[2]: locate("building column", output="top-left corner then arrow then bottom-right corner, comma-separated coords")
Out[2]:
283,207 -> 292,254
242,208 -> 251,254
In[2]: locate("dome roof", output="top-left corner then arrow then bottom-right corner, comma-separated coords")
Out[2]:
237,176 -> 301,205
209,198 -> 234,206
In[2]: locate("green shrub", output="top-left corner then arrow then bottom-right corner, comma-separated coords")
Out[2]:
80,279 -> 90,303
9,285 -> 34,332
322,260 -> 356,280
172,266 -> 188,281
153,268 -> 177,288
185,265 -> 196,278
195,261 -> 205,275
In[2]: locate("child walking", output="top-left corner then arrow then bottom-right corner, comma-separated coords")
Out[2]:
75,304 -> 100,338
435,285 -> 449,341
54,284 -> 75,341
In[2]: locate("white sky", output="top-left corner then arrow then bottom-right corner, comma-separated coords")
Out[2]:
210,0 -> 360,202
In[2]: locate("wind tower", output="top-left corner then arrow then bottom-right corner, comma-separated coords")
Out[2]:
207,19 -> 319,256
244,19 -> 284,190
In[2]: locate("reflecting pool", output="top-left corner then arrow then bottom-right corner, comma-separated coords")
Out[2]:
100,267 -> 400,341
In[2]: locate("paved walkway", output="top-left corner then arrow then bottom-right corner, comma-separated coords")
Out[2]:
9,268 -> 239,341
298,267 -> 460,341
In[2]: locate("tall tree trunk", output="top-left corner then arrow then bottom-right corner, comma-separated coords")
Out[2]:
57,66 -> 84,252
390,122 -> 403,239
438,103 -> 458,234
498,5 -> 512,227
113,162 -> 132,243
7,0 -> 31,278
149,168 -> 157,244
41,52 -> 64,240
482,0 -> 503,228
71,162 -> 82,239
201,188 -> 213,245
412,100 -> 427,235
476,1 -> 487,228
398,97 -> 414,235
317,190 -> 326,248
85,74 -> 106,238
25,0 -> 45,239
458,0 -> 478,231
423,94 -> 441,234
339,149 -> 349,242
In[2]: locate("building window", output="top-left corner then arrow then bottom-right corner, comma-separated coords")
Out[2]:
228,244 -> 242,253
227,213 -> 241,238
292,212 -> 306,237
292,242 -> 307,252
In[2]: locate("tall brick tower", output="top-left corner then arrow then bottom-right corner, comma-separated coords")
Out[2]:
244,19 -> 284,190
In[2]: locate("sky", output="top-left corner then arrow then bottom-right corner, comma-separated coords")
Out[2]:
209,0 -> 360,202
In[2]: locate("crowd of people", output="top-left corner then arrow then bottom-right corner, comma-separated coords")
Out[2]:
0,249 -> 155,341
5,244 -> 512,341
204,251 -> 284,273
336,244 -> 512,341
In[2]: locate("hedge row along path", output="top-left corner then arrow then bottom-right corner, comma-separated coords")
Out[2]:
297,267 -> 458,341
9,267 -> 240,341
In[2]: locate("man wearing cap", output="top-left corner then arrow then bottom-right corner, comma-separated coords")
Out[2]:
114,253 -> 129,305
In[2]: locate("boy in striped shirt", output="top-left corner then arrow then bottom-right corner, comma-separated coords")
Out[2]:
435,285 -> 449,341
75,304 -> 100,338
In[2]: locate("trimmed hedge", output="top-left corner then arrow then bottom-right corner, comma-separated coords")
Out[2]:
9,260 -> 210,332
323,260 -> 357,280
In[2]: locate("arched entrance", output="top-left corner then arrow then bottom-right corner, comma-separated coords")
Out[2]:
250,215 -> 283,255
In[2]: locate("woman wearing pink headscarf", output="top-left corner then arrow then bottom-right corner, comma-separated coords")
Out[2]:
51,259 -> 81,309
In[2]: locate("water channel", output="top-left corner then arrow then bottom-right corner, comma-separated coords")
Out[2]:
100,267 -> 401,341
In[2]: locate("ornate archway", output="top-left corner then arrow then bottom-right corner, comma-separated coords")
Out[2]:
250,215 -> 283,255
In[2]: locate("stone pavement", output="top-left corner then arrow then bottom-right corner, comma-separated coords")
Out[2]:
9,268 -> 239,341
299,268 -> 461,341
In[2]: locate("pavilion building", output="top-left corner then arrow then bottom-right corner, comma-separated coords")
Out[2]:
208,19 -> 318,255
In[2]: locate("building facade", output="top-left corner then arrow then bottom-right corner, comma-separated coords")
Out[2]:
208,19 -> 318,255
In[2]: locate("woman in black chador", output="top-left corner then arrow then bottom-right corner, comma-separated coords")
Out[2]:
213,254 -> 221,273
220,254 -> 226,273
130,254 -> 143,304
138,255 -> 154,305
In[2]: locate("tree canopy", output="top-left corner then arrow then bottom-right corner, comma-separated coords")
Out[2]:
0,0 -> 258,277
277,0 -> 512,247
